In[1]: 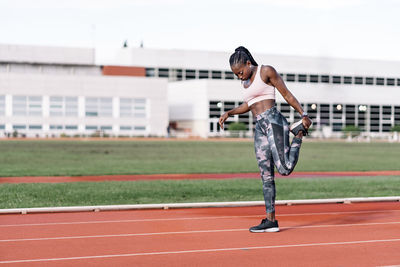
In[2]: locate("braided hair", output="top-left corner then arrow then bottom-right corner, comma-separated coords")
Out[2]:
229,46 -> 258,67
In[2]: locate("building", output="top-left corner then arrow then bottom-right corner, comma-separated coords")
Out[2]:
115,47 -> 400,138
1,44 -> 399,138
0,44 -> 168,138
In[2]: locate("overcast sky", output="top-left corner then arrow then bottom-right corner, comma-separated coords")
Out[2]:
1,0 -> 400,63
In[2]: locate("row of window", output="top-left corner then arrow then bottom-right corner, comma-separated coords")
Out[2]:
283,74 -> 400,86
0,96 -> 147,118
209,101 -> 400,133
6,124 -> 146,131
146,67 -> 400,86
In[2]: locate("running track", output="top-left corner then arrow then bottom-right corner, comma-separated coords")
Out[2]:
1,170 -> 400,184
1,202 -> 400,266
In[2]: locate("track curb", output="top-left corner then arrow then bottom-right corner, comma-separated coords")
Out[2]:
1,196 -> 399,215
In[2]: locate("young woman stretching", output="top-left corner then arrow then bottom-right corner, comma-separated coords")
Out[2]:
219,46 -> 312,233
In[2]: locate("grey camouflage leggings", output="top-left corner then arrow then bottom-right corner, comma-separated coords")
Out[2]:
254,106 -> 302,213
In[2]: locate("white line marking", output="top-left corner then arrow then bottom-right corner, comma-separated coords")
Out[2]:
1,209 -> 400,227
1,238 -> 400,264
1,221 -> 399,243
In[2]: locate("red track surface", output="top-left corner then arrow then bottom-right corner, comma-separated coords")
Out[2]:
1,170 -> 400,184
1,202 -> 400,266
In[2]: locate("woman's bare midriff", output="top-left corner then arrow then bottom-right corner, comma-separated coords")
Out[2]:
250,99 -> 275,117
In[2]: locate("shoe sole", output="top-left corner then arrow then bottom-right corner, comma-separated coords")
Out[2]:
249,227 -> 280,233
289,120 -> 303,131
290,121 -> 308,136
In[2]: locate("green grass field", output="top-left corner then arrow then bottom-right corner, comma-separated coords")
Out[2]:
0,140 -> 400,177
1,176 -> 399,209
1,139 -> 400,209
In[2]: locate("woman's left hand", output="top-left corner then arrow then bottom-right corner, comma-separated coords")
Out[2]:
302,116 -> 312,129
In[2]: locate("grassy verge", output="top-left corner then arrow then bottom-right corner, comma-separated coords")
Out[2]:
1,176 -> 399,209
0,140 -> 400,176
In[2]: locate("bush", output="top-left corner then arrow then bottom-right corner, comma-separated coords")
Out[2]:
342,125 -> 361,137
390,125 -> 400,132
228,122 -> 247,138
228,122 -> 247,131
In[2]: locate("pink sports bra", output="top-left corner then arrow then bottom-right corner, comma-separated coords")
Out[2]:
242,65 -> 275,106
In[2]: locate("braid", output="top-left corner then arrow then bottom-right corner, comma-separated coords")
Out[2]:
229,46 -> 258,67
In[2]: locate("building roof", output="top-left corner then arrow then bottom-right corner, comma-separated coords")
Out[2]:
0,44 -> 95,66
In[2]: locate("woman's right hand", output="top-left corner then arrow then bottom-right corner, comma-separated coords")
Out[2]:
219,112 -> 229,129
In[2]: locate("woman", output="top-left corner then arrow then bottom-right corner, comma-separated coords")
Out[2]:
219,46 -> 312,233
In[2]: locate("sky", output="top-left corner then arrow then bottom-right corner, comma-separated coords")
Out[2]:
1,0 -> 400,64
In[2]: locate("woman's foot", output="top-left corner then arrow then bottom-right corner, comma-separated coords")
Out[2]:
290,120 -> 308,136
249,218 -> 280,233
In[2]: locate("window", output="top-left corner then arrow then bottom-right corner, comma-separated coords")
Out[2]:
320,104 -> 330,126
49,96 -> 63,116
50,125 -> 63,130
366,77 -> 374,85
29,125 -> 42,130
397,79 -> 400,86
50,96 -> 78,117
370,105 -> 380,132
286,74 -> 295,82
85,97 -> 112,117
145,68 -> 155,77
355,77 -> 363,84
120,126 -> 132,131
376,77 -> 385,85
28,96 -> 42,116
85,125 -> 98,130
158,68 -> 169,78
387,78 -> 395,86
321,75 -> 330,83
344,77 -> 352,84
65,97 -> 78,116
345,105 -> 355,126
332,76 -> 341,84
13,96 -> 27,115
310,75 -> 319,83
120,98 -> 147,118
100,125 -> 112,130
13,125 -> 26,129
134,126 -> 146,131
0,95 -> 5,116
199,70 -> 209,79
176,69 -> 183,80
0,125 -> 4,130
65,125 -> 78,130
212,71 -> 222,79
13,96 -> 42,116
185,69 -> 196,79
209,101 -> 222,118
298,74 -> 307,82
224,71 -> 235,80
395,106 -> 400,124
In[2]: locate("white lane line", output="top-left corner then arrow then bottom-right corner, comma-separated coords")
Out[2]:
1,221 -> 400,243
1,209 -> 400,227
1,238 -> 400,264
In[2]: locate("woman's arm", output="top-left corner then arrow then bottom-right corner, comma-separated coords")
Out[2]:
218,102 -> 250,129
261,65 -> 312,128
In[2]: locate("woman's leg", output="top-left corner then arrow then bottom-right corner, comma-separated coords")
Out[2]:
266,109 -> 302,176
254,121 -> 276,220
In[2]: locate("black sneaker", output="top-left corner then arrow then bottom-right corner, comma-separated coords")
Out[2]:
249,218 -> 280,233
290,120 -> 308,136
